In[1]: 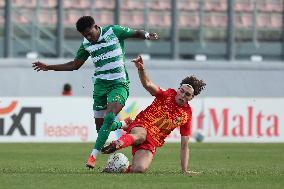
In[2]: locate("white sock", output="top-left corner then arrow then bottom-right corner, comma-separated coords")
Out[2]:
91,149 -> 99,158
121,120 -> 126,128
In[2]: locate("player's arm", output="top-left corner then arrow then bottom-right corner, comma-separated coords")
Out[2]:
132,30 -> 158,40
113,25 -> 158,40
132,55 -> 159,96
180,136 -> 190,173
180,114 -> 201,176
32,43 -> 89,71
32,59 -> 85,71
180,137 -> 201,176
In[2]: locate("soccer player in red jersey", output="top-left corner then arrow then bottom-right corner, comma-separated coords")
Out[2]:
102,55 -> 206,175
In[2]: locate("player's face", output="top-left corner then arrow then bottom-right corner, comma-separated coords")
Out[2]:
175,84 -> 194,105
80,25 -> 100,43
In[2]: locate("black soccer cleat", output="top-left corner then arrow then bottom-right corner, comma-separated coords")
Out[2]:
101,141 -> 119,154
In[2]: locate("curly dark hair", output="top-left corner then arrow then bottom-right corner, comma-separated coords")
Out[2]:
180,75 -> 206,96
76,16 -> 95,32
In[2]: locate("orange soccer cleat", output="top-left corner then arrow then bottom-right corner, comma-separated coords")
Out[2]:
86,155 -> 96,169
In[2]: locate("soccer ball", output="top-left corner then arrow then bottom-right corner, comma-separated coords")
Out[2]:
193,129 -> 205,142
104,153 -> 129,173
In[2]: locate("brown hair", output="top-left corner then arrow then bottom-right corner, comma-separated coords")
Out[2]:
180,76 -> 206,96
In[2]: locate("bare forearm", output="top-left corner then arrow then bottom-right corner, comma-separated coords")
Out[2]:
180,147 -> 189,172
137,68 -> 151,88
132,55 -> 159,96
47,61 -> 77,71
180,136 -> 190,172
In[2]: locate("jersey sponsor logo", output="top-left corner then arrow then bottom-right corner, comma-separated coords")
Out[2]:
93,48 -> 123,63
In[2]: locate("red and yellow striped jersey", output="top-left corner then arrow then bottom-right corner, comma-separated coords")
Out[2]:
134,88 -> 192,147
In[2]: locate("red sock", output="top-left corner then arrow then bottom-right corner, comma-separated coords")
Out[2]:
118,134 -> 134,148
125,165 -> 132,173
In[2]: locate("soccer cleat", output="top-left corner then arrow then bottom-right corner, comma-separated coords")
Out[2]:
101,141 -> 121,154
86,155 -> 96,169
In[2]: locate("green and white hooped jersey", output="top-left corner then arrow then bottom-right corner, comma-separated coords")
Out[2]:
75,25 -> 135,83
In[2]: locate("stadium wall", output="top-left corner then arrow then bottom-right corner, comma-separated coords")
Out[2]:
0,58 -> 284,97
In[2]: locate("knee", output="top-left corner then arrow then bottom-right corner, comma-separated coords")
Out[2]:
131,165 -> 148,173
138,134 -> 146,143
134,133 -> 146,145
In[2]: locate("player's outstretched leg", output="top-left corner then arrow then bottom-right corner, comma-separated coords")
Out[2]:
101,134 -> 135,154
101,117 -> 134,154
101,141 -> 121,154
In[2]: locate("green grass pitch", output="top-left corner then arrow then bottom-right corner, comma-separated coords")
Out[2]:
0,143 -> 283,189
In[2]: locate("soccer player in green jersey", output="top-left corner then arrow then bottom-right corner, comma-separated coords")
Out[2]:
32,16 -> 158,169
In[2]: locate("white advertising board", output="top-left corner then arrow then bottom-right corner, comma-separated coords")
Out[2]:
0,97 -> 283,143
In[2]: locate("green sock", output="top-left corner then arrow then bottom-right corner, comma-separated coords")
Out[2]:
110,121 -> 122,131
94,112 -> 115,151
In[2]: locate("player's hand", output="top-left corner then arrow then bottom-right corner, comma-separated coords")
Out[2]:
131,55 -> 144,70
182,170 -> 202,176
148,32 -> 158,40
32,61 -> 49,71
